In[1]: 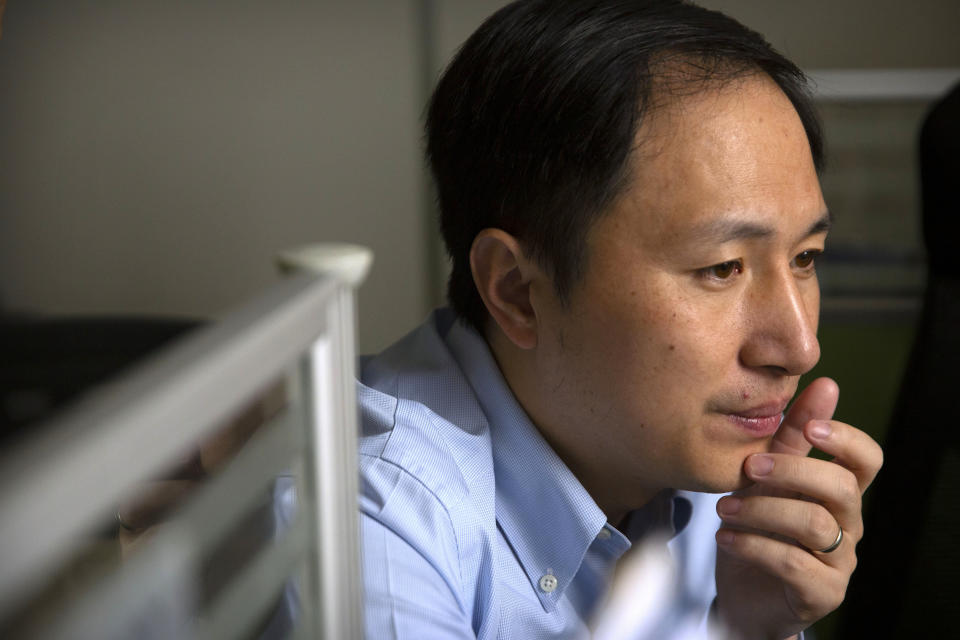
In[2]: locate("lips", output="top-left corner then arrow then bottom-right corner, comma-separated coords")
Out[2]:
721,399 -> 790,437
731,400 -> 789,419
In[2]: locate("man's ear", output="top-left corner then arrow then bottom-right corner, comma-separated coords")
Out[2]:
470,228 -> 539,350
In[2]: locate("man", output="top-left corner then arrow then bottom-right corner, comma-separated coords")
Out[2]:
358,1 -> 883,638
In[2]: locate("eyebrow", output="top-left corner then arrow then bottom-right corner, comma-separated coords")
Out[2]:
688,210 -> 832,244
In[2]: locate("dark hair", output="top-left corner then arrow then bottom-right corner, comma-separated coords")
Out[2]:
426,0 -> 824,334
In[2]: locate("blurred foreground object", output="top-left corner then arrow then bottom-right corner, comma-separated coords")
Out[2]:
0,244 -> 371,639
592,535 -> 730,640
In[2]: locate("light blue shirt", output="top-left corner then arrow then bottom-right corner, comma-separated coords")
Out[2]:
357,309 -> 723,638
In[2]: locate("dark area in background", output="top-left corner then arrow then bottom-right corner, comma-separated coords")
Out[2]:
0,315 -> 200,447
835,82 -> 960,639
799,321 -> 913,640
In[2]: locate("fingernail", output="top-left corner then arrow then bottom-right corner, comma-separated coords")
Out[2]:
748,454 -> 774,476
809,420 -> 832,440
717,529 -> 735,546
717,497 -> 741,517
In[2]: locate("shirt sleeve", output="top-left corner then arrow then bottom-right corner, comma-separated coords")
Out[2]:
361,512 -> 476,638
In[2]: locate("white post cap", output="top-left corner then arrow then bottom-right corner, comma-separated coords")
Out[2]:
276,243 -> 373,287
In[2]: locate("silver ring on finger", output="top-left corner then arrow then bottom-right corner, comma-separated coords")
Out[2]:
817,525 -> 843,553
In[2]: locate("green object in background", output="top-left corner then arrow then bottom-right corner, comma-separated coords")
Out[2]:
803,321 -> 917,448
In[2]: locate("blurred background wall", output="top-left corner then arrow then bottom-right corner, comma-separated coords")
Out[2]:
0,0 -> 430,354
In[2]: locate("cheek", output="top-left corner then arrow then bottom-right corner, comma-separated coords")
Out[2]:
581,302 -> 724,421
641,295 -> 740,375
562,276 -> 742,402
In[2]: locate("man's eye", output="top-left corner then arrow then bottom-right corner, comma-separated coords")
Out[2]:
794,250 -> 822,270
703,260 -> 743,279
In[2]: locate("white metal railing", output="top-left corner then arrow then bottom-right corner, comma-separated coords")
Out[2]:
0,243 -> 372,639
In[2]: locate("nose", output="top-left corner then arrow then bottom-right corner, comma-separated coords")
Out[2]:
739,269 -> 821,376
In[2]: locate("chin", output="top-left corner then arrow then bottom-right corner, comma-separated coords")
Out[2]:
699,440 -> 775,493
682,464 -> 752,494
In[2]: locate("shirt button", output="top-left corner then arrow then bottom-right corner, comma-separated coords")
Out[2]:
597,527 -> 612,540
538,573 -> 558,593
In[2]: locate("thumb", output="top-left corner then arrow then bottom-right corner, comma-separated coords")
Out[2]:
770,377 -> 839,456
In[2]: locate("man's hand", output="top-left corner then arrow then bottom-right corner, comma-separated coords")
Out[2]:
116,381 -> 286,555
714,377 -> 883,640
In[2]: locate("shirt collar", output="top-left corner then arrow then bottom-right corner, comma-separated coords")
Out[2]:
445,317 -> 624,611
442,313 -> 695,611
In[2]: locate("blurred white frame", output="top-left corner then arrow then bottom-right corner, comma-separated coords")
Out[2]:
0,244 -> 372,639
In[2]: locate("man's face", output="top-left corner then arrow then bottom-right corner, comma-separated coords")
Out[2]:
527,75 -> 828,514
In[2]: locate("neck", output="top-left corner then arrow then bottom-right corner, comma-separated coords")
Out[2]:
485,326 -> 661,524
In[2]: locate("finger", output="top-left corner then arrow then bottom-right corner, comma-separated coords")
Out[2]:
199,409 -> 261,474
804,419 -> 884,493
200,379 -> 285,473
119,524 -> 161,559
118,479 -> 197,531
717,495 -> 851,566
716,529 -> 848,620
772,377 -> 839,456
743,454 -> 862,534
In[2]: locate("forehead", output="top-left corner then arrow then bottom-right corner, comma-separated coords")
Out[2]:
599,74 -> 825,247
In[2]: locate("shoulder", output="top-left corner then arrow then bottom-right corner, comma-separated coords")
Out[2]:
358,312 -> 493,504
356,313 -> 500,617
356,311 -> 497,529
